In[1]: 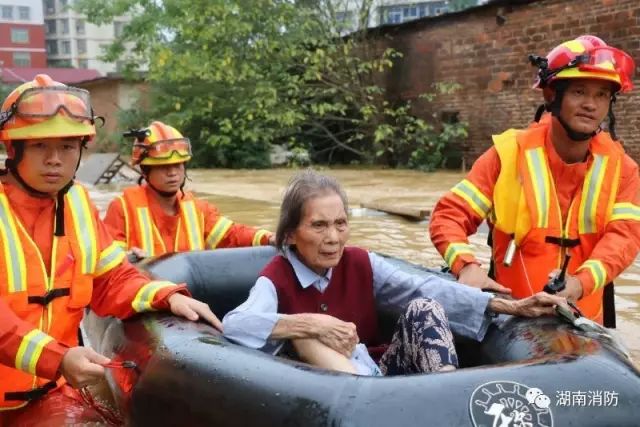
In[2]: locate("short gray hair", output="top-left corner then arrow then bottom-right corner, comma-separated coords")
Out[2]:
275,169 -> 348,251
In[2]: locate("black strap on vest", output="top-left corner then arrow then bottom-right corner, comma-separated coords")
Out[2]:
603,282 -> 616,328
5,381 -> 56,402
28,288 -> 70,306
544,236 -> 581,248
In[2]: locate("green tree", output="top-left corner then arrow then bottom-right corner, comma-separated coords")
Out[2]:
75,0 -> 466,170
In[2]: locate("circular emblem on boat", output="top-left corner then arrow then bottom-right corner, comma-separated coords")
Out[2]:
469,381 -> 553,427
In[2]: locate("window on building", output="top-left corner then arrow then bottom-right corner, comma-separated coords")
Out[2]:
77,39 -> 87,54
78,59 -> 88,69
11,28 -> 29,43
61,19 -> 69,34
13,52 -> 31,67
45,19 -> 57,34
18,6 -> 30,20
76,19 -> 85,34
44,0 -> 55,14
61,40 -> 71,54
1,5 -> 13,19
46,40 -> 58,55
113,21 -> 124,37
60,0 -> 69,8
381,2 -> 437,25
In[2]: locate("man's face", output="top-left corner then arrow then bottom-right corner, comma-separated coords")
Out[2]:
146,162 -> 186,194
17,138 -> 82,195
558,78 -> 612,136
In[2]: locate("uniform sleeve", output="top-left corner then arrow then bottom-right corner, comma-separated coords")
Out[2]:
429,147 -> 501,276
0,298 -> 68,380
201,200 -> 272,249
91,208 -> 189,319
575,156 -> 640,296
103,196 -> 128,249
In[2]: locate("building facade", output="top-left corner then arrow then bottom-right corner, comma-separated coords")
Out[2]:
0,0 -> 46,68
333,0 -> 485,32
43,0 -> 128,74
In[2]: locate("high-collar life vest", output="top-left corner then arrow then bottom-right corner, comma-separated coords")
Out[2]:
490,121 -> 623,323
261,247 -> 379,346
116,186 -> 205,256
0,182 -> 124,410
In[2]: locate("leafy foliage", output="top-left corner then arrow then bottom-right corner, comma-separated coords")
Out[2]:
75,0 -> 467,170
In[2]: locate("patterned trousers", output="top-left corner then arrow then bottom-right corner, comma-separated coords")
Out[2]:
379,298 -> 458,375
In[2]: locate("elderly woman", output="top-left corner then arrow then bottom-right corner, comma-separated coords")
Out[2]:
223,170 -> 566,376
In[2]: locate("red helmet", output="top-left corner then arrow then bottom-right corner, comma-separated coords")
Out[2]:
532,35 -> 635,93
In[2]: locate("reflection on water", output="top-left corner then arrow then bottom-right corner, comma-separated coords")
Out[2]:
94,167 -> 640,361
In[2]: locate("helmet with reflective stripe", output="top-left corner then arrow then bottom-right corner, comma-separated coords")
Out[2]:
129,121 -> 192,166
532,35 -> 634,93
0,74 -> 96,156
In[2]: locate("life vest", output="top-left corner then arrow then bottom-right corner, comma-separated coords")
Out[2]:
116,186 -> 205,256
490,122 -> 623,323
0,182 -> 124,410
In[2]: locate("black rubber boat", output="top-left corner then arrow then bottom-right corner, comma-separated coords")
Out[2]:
82,246 -> 640,427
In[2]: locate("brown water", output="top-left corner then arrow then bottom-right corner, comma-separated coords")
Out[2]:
94,167 -> 640,361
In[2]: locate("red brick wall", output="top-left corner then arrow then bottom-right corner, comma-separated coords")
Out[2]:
373,0 -> 640,165
0,23 -> 46,67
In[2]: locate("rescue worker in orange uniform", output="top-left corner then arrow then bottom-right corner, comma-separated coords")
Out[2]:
103,121 -> 273,259
429,35 -> 640,326
0,75 -> 223,425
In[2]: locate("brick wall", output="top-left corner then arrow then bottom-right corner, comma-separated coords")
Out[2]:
372,0 -> 640,165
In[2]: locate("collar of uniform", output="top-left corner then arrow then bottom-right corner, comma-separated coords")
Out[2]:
284,247 -> 332,289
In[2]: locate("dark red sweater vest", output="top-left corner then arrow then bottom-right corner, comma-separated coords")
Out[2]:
261,246 -> 378,346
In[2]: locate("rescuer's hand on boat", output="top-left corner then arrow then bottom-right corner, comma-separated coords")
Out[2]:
168,293 -> 223,331
548,270 -> 584,302
59,347 -> 111,389
490,292 -> 568,318
458,263 -> 512,294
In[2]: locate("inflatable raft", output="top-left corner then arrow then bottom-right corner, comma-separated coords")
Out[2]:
82,246 -> 640,427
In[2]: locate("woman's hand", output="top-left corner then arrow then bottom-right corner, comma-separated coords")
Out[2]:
312,314 -> 359,358
489,292 -> 569,317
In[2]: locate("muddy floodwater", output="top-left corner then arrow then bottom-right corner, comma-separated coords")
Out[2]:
94,167 -> 640,362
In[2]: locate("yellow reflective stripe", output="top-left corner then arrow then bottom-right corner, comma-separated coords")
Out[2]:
610,202 -> 640,221
15,330 -> 53,375
206,217 -> 233,249
136,207 -> 155,257
451,179 -> 492,218
131,281 -> 175,312
579,154 -> 608,233
67,186 -> 98,274
578,259 -> 607,292
444,242 -> 474,268
118,196 -> 130,248
181,200 -> 203,250
95,241 -> 126,276
252,229 -> 269,246
525,147 -> 551,228
114,240 -> 128,249
0,194 -> 27,292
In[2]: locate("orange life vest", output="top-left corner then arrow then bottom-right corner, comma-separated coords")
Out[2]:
115,186 -> 205,256
0,182 -> 123,410
490,122 -> 623,323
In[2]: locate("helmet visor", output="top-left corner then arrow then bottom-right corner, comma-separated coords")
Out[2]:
136,138 -> 192,160
15,87 -> 93,120
578,47 -> 635,91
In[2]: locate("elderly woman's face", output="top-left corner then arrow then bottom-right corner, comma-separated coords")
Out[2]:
289,192 -> 349,275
